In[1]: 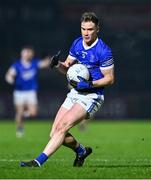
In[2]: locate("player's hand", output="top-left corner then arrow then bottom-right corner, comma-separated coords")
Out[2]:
50,50 -> 61,69
70,76 -> 93,90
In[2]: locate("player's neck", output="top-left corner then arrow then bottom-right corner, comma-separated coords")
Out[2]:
83,38 -> 98,50
21,58 -> 31,67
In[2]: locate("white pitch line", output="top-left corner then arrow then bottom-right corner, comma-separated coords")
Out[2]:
0,159 -> 19,162
0,158 -> 151,162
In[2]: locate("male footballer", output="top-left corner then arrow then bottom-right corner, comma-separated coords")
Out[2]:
21,12 -> 114,167
5,46 -> 50,137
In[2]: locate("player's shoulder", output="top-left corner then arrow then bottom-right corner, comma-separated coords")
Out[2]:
97,38 -> 112,50
11,59 -> 21,67
95,38 -> 113,62
97,38 -> 112,56
10,59 -> 22,72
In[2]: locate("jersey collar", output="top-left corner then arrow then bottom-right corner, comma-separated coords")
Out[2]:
82,38 -> 98,50
21,59 -> 31,68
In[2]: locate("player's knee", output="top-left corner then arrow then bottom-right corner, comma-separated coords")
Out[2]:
16,111 -> 23,118
30,110 -> 37,117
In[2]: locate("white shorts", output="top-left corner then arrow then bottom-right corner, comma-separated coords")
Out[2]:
62,89 -> 104,118
13,90 -> 38,105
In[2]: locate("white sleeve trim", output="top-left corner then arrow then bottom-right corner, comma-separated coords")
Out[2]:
100,64 -> 114,70
10,67 -> 17,75
68,54 -> 77,60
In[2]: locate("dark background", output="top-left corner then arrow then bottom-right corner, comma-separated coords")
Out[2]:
0,0 -> 151,119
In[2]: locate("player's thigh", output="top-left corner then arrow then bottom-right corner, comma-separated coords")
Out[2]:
50,95 -> 74,137
50,106 -> 69,137
15,104 -> 25,116
25,91 -> 38,116
55,103 -> 87,133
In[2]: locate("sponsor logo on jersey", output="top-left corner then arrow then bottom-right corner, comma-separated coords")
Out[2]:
22,70 -> 36,80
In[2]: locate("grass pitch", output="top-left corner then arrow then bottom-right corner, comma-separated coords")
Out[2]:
0,120 -> 151,179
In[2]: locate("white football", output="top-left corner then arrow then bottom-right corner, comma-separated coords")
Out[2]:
67,63 -> 90,82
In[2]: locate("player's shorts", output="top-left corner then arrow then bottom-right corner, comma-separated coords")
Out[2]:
62,89 -> 104,118
13,90 -> 38,105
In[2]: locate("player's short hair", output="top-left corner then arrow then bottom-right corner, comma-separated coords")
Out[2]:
21,45 -> 35,52
81,12 -> 99,26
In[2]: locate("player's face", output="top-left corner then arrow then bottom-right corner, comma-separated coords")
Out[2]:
81,21 -> 99,46
21,49 -> 34,61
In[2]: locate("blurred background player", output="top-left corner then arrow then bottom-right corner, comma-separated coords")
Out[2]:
21,12 -> 115,167
5,46 -> 50,137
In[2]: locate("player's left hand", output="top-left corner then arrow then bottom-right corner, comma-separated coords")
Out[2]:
50,50 -> 61,69
70,76 -> 93,90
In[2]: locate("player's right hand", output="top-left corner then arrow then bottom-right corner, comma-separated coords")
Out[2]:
50,50 -> 61,69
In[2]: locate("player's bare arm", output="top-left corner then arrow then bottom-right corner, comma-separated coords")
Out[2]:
92,67 -> 114,87
5,67 -> 16,84
38,57 -> 51,69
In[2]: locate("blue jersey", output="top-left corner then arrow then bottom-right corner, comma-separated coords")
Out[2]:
11,59 -> 40,91
69,37 -> 114,95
